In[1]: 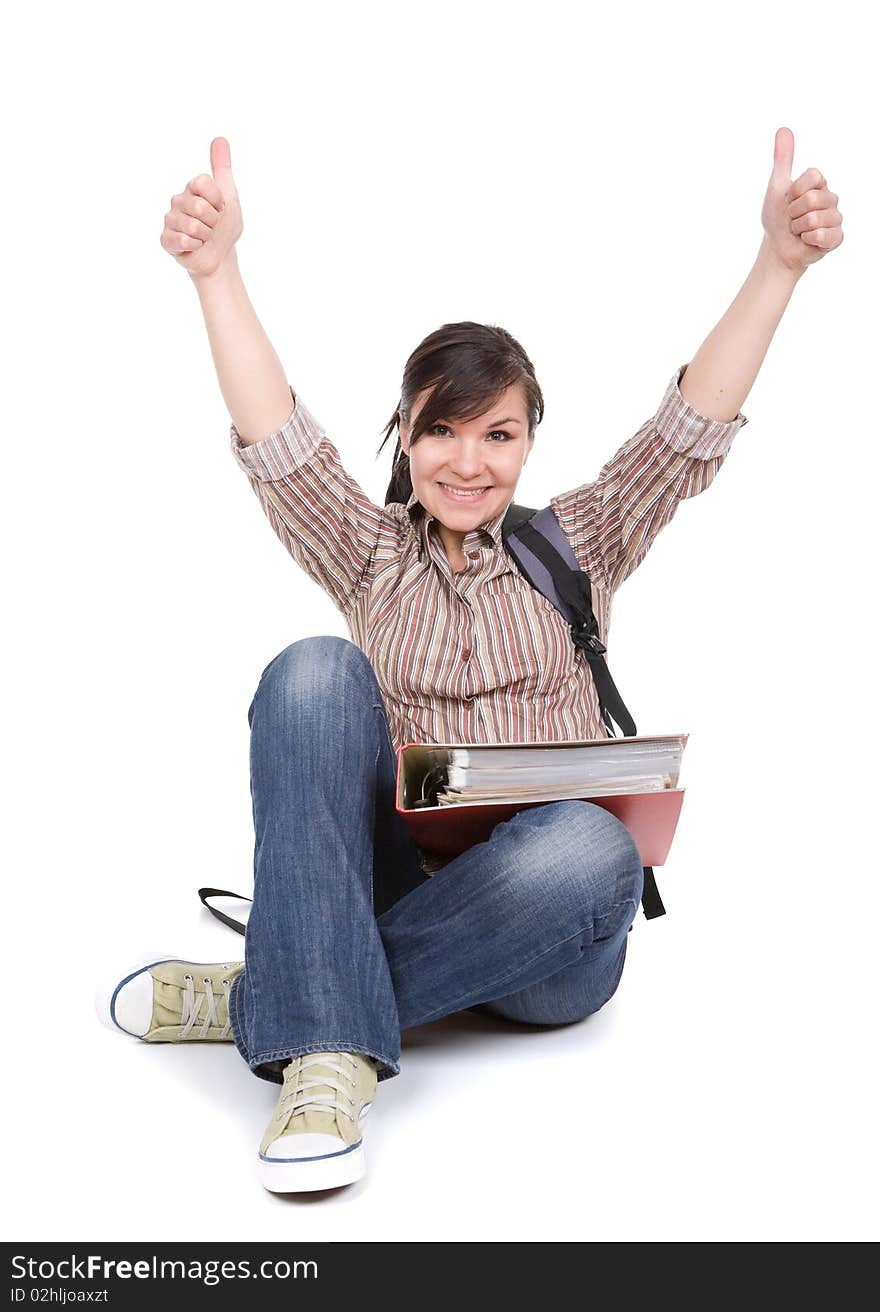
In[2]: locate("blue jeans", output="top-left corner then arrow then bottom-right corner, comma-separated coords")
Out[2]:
228,637 -> 644,1085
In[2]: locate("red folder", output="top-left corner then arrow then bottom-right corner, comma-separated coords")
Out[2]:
395,736 -> 687,868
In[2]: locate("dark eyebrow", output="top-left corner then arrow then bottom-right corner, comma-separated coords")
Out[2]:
435,416 -> 523,428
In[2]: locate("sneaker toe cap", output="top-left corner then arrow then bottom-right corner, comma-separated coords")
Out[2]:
262,1133 -> 360,1163
109,970 -> 154,1036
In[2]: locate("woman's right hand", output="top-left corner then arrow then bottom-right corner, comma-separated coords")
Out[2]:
160,137 -> 243,281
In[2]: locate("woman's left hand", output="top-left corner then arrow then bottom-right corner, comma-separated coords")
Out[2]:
760,126 -> 844,274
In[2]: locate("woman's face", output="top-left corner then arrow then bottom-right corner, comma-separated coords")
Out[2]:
399,383 -> 534,552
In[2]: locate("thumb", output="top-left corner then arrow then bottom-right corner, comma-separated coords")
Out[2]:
772,125 -> 794,191
210,136 -> 235,192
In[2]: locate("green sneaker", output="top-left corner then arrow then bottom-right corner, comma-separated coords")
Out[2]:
96,954 -> 245,1042
259,1051 -> 377,1193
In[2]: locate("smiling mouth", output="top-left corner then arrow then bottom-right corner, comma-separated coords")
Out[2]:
437,482 -> 493,498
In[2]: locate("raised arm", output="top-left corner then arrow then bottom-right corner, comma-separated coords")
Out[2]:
550,364 -> 749,596
228,393 -> 386,618
161,136 -> 294,443
678,126 -> 843,420
160,138 -> 385,615
194,252 -> 295,444
550,129 -> 843,596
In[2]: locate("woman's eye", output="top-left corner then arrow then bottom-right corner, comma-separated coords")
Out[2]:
429,424 -> 512,442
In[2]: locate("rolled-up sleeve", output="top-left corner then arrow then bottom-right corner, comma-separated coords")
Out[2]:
549,362 -> 749,594
230,387 -> 385,616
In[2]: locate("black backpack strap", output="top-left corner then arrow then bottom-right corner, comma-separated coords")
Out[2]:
197,886 -> 251,936
640,867 -> 666,919
507,517 -> 637,739
502,503 -> 666,920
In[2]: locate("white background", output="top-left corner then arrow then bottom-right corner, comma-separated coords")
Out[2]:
4,0 -> 878,1243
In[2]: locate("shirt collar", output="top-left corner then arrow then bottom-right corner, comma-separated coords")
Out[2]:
405,488 -> 509,551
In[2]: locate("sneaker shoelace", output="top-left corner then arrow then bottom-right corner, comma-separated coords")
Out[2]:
179,971 -> 234,1039
275,1053 -> 360,1126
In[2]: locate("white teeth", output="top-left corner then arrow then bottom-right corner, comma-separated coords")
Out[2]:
440,484 -> 489,497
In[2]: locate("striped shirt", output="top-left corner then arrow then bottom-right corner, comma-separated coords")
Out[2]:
230,362 -> 748,866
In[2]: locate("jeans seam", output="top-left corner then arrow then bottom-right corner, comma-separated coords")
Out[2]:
370,710 -> 383,910
412,896 -> 638,1027
229,971 -> 249,1063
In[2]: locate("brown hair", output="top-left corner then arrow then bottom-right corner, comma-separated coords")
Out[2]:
376,321 -> 545,506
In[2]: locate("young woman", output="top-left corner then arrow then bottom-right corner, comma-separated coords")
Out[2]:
98,133 -> 840,1195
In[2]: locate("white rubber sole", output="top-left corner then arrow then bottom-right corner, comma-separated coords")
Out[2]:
93,951 -> 195,1038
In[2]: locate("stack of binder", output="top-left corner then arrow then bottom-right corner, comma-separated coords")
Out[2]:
395,733 -> 688,868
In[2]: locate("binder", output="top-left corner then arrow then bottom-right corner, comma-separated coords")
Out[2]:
395,734 -> 688,868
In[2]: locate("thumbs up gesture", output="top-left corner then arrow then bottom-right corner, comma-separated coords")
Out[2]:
760,126 -> 844,275
161,136 -> 243,280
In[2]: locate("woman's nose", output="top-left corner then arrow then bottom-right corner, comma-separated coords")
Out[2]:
446,447 -> 489,479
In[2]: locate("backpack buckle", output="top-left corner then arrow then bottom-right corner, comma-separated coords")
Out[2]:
570,620 -> 606,657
